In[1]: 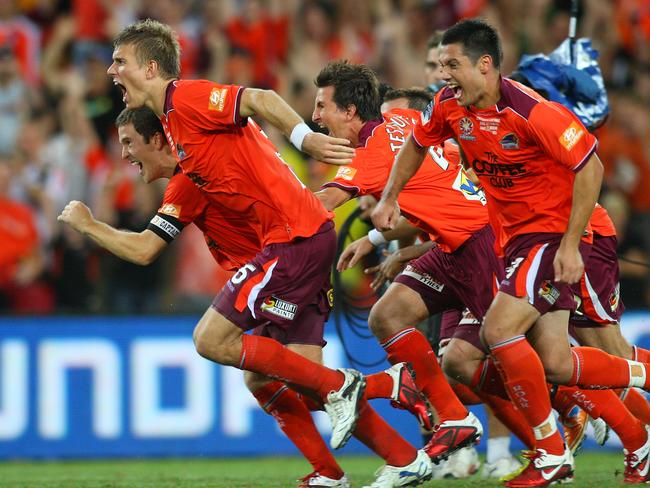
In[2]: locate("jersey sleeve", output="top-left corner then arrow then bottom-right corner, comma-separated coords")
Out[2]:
527,101 -> 598,172
321,148 -> 385,197
147,174 -> 208,243
174,80 -> 246,131
412,92 -> 455,148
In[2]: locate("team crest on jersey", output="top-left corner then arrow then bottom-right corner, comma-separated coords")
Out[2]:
459,117 -> 476,141
499,133 -> 519,150
208,87 -> 227,111
538,280 -> 560,305
176,143 -> 186,159
610,283 -> 620,312
559,121 -> 584,151
261,296 -> 297,320
159,203 -> 181,218
335,166 -> 357,181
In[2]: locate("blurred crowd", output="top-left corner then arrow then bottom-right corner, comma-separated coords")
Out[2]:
1,0 -> 649,314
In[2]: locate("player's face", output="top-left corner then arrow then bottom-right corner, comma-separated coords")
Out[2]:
439,43 -> 486,107
424,47 -> 444,87
118,123 -> 164,183
107,43 -> 149,109
312,86 -> 351,140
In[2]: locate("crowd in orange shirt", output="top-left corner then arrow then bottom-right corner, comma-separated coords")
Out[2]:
2,0 -> 649,313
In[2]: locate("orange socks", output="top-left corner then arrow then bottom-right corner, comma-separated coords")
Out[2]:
382,327 -> 467,422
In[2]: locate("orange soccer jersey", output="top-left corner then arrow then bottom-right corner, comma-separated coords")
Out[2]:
148,171 -> 261,271
323,108 -> 488,253
590,203 -> 617,237
413,77 -> 598,253
160,80 -> 332,247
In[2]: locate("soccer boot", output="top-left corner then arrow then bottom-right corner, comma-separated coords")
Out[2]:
560,405 -> 588,455
362,449 -> 433,488
298,472 -> 351,487
424,411 -> 483,463
589,416 -> 610,446
624,424 -> 650,483
385,362 -> 434,431
503,446 -> 574,487
324,368 -> 366,449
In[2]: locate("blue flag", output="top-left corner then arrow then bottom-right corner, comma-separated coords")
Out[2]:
516,38 -> 609,130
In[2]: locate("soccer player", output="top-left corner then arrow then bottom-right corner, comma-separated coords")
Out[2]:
312,60 -> 488,463
107,20 -> 431,487
373,19 -> 650,486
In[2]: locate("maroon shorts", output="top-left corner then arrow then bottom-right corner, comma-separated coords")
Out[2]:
570,235 -> 624,328
438,308 -> 486,355
394,225 -> 502,321
499,233 -> 590,315
212,221 -> 335,346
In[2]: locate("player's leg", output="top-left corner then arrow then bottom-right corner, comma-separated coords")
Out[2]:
245,346 -> 348,487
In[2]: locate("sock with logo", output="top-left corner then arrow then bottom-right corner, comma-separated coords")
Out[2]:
240,334 -> 343,400
353,398 -> 418,467
622,388 -> 650,425
382,327 -> 468,422
253,381 -> 344,480
489,335 -> 564,455
569,346 -> 650,390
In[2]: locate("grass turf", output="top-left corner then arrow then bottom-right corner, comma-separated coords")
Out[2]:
0,452 -> 628,487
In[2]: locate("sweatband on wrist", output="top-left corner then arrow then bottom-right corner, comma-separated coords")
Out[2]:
368,228 -> 387,246
290,122 -> 313,151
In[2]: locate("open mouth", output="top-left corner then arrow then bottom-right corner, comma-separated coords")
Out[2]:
130,160 -> 142,174
114,80 -> 128,103
449,84 -> 463,100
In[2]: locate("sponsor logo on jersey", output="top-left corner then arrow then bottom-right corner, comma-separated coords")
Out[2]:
459,117 -> 476,141
260,296 -> 297,320
159,203 -> 181,218
499,133 -> 519,150
610,283 -> 620,312
335,166 -> 357,181
559,121 -> 584,151
477,115 -> 499,135
538,280 -> 560,305
208,87 -> 228,111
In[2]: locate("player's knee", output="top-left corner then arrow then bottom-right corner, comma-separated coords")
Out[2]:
540,353 -> 573,384
243,371 -> 270,392
442,342 -> 480,384
368,300 -> 401,340
193,320 -> 240,365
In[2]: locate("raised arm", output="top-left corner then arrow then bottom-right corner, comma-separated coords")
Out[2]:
58,200 -> 167,266
239,88 -> 355,164
554,153 -> 603,283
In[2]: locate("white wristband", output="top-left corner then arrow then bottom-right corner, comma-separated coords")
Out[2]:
290,122 -> 313,151
368,228 -> 387,246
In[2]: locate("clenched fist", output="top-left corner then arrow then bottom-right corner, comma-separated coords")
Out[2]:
57,200 -> 94,233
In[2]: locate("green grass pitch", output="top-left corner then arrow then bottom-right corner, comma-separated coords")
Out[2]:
0,452 -> 629,487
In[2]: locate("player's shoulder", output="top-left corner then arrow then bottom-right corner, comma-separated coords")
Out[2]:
166,170 -> 202,196
496,77 -> 546,121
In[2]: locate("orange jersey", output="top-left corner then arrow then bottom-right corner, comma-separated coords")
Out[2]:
413,77 -> 598,253
323,108 -> 489,252
591,203 -> 616,237
0,198 -> 38,285
148,171 -> 261,271
160,80 -> 332,247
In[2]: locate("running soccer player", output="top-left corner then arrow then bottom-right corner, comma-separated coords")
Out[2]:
373,19 -> 650,486
312,60 -> 488,463
107,20 -> 431,487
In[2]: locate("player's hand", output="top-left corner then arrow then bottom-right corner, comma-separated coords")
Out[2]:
365,250 -> 408,291
337,236 -> 375,271
553,242 -> 584,284
302,132 -> 355,165
371,199 -> 400,231
57,200 -> 94,232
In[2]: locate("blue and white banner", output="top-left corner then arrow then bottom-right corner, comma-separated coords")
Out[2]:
0,312 -> 649,459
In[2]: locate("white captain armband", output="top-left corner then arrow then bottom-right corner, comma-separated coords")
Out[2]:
367,228 -> 387,246
147,214 -> 183,242
290,122 -> 313,151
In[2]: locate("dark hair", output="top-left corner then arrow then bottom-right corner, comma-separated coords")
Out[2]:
315,60 -> 381,122
441,19 -> 502,69
383,88 -> 433,111
115,107 -> 164,143
426,30 -> 444,50
113,19 -> 180,79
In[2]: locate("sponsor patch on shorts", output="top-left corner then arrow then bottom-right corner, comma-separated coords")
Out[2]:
260,296 -> 297,320
402,265 -> 444,292
538,280 -> 560,305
